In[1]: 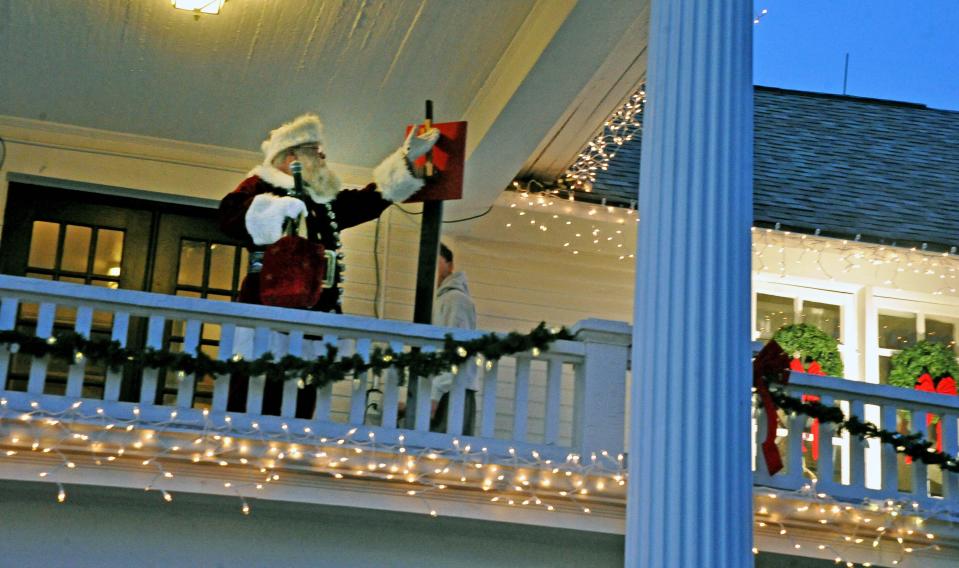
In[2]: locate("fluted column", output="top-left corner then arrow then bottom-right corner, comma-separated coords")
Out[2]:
625,1 -> 753,567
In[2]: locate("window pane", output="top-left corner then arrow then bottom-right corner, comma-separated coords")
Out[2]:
177,240 -> 206,287
756,294 -> 794,340
878,312 -> 917,349
61,225 -> 92,272
208,243 -> 235,290
802,301 -> 841,341
925,318 -> 957,353
93,229 -> 124,277
27,221 -> 59,269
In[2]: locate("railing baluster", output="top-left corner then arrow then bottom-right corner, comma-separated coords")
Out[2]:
280,330 -> 305,418
65,305 -> 93,398
0,297 -> 20,387
413,346 -> 435,432
942,412 -> 958,503
27,302 -> 57,394
544,357 -> 563,445
381,341 -> 403,430
912,408 -> 929,498
816,395 -> 836,493
752,392 -> 771,483
245,326 -> 271,414
848,399 -> 867,490
313,335 -> 338,421
103,311 -> 129,401
211,322 -> 235,412
786,406 -> 806,486
446,364 -> 467,437
138,315 -> 166,405
513,356 -> 531,442
176,319 -> 202,408
480,360 -> 498,439
348,338 -> 371,424
880,404 -> 899,494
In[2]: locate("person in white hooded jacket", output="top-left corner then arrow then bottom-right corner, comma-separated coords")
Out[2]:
430,243 -> 479,435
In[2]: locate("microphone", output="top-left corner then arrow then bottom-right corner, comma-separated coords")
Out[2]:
290,160 -> 304,198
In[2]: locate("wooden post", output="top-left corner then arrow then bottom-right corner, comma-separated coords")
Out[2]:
413,100 -> 441,325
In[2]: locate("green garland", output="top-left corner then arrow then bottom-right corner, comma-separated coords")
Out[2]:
888,340 -> 959,389
772,323 -> 843,377
769,387 -> 959,473
0,323 -> 574,391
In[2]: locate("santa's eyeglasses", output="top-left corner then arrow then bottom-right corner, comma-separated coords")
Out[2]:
290,144 -> 325,158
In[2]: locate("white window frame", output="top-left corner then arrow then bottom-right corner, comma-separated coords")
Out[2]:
753,277 -> 860,381
866,288 -> 959,385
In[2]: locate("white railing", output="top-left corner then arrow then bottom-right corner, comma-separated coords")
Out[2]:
0,275 -> 631,462
753,372 -> 959,513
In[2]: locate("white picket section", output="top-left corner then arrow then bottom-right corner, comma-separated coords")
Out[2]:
480,361 -> 499,439
176,319 -> 202,408
281,330 -> 305,418
0,275 -> 614,463
754,372 -> 959,512
102,311 -> 129,401
65,305 -> 93,398
0,297 -> 20,386
138,315 -> 166,405
27,302 -> 56,394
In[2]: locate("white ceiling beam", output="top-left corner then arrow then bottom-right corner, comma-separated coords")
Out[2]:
451,0 -> 651,220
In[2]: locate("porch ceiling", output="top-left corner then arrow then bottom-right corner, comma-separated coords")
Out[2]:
0,0 -> 649,216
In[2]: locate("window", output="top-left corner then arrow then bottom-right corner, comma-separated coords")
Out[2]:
753,282 -> 855,379
875,307 -> 958,384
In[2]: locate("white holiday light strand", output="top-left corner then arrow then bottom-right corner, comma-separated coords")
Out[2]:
5,399 -> 956,563
503,189 -> 638,260
753,481 -> 950,566
505,191 -> 959,289
752,228 -> 959,295
0,397 -> 626,518
560,88 -> 646,193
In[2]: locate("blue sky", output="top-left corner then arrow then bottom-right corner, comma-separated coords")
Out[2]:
753,0 -> 959,111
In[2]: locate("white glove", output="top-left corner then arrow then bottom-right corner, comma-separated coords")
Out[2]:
403,127 -> 440,162
245,194 -> 307,245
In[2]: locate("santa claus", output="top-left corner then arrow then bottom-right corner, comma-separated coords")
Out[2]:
219,112 -> 439,313
219,114 -> 438,418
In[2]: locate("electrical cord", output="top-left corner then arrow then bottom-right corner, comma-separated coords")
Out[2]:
392,203 -> 493,224
0,136 -> 6,170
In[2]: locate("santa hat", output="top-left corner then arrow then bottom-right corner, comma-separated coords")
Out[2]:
261,113 -> 325,165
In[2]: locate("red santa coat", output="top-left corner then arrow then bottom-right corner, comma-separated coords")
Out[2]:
219,151 -> 422,314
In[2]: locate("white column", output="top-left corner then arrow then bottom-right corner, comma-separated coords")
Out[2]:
625,1 -> 753,567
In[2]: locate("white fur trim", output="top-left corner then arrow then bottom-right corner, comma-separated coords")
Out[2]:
245,194 -> 306,245
261,114 -> 324,165
250,165 -> 294,190
373,148 -> 424,203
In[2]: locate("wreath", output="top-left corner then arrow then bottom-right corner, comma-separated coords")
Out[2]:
772,323 -> 843,377
888,340 -> 959,389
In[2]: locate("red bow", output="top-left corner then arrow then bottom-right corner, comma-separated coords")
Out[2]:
790,358 -> 825,461
753,341 -> 792,475
908,374 -> 958,462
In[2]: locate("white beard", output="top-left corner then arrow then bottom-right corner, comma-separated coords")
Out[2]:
298,154 -> 341,203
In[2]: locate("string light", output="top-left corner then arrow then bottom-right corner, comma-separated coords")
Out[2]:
753,228 -> 959,295
561,87 -> 646,192
754,486 -> 948,565
0,399 -> 627,519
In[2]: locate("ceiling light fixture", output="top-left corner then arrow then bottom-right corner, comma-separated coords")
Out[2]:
172,0 -> 227,19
